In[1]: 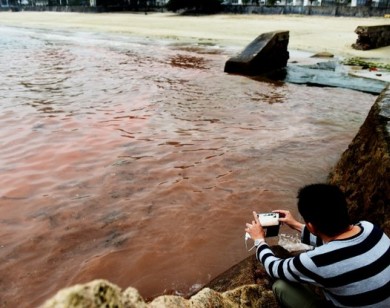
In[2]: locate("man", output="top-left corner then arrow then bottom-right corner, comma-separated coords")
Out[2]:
245,183 -> 389,307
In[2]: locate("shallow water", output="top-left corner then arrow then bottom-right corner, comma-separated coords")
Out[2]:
0,25 -> 375,306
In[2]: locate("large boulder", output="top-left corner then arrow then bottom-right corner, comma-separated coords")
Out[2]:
352,25 -> 390,50
41,279 -> 142,308
224,31 -> 289,76
329,85 -> 390,235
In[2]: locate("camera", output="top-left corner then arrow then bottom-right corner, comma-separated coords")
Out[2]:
258,212 -> 280,237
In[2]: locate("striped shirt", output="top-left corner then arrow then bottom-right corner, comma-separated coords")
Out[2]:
256,221 -> 390,307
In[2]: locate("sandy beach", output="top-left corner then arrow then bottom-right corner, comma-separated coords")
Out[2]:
1,12 -> 390,62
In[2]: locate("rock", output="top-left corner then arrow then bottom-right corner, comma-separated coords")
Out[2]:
150,295 -> 190,307
329,84 -> 390,235
204,254 -> 258,293
189,288 -> 227,307
311,52 -> 334,58
223,285 -> 278,308
352,25 -> 390,50
41,279 -> 124,308
123,287 -> 149,308
283,64 -> 388,94
224,31 -> 289,76
41,279 -> 278,308
151,285 -> 278,308
302,60 -> 337,71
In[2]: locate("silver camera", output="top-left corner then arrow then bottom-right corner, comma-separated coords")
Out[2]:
258,212 -> 280,237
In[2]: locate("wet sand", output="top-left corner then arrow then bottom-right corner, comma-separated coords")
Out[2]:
1,12 -> 390,62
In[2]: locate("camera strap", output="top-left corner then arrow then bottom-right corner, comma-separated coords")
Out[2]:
245,236 -> 256,251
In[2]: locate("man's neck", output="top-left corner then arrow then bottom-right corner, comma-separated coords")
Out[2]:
322,225 -> 361,243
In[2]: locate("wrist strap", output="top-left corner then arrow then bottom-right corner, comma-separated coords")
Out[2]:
254,238 -> 265,246
246,238 -> 266,252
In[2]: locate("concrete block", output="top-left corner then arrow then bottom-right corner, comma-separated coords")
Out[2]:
224,31 -> 289,76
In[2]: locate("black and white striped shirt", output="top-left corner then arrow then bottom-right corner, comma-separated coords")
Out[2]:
256,221 -> 390,307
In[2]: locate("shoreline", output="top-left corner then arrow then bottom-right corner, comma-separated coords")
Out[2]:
1,12 -> 390,62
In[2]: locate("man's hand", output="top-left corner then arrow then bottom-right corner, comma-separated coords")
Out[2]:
245,211 -> 266,240
273,210 -> 304,232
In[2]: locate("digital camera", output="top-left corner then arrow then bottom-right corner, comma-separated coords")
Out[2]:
258,212 -> 280,237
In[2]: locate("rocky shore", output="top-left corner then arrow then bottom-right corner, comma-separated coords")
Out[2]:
42,85 -> 389,307
328,84 -> 390,235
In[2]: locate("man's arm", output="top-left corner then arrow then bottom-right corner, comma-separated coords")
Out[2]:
273,210 -> 304,232
255,242 -> 316,284
245,211 -> 321,283
273,210 -> 323,246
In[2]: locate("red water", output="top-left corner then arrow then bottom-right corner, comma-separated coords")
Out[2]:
0,27 -> 375,307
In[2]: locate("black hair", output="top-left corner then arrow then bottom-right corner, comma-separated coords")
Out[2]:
297,184 -> 350,237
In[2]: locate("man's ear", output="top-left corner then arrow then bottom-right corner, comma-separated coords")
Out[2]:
306,222 -> 317,235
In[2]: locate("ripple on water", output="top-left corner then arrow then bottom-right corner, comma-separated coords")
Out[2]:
0,26 -> 376,307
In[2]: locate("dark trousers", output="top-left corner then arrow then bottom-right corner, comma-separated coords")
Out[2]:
272,280 -> 332,308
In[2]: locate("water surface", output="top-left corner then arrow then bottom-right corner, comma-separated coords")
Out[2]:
0,26 -> 375,306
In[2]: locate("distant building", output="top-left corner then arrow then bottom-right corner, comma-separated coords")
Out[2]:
220,0 -> 388,6
92,0 -> 168,7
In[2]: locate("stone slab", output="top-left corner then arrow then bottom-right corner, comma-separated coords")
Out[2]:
352,25 -> 390,50
224,31 -> 289,76
282,64 -> 388,94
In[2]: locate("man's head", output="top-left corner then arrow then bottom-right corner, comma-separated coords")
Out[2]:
297,184 -> 350,237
